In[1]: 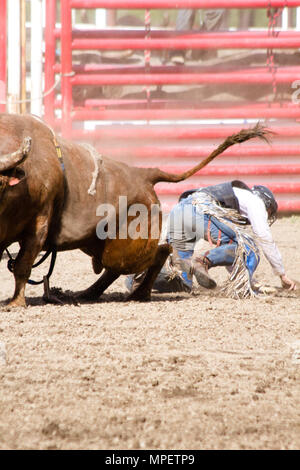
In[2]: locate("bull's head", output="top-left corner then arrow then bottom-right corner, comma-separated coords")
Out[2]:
0,137 -> 31,197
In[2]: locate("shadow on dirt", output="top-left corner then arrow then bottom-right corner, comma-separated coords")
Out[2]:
1,283 -> 298,310
0,288 -> 191,309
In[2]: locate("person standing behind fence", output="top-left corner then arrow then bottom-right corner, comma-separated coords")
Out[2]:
170,9 -> 225,65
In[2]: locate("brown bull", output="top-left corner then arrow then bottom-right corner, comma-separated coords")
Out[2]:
0,113 -> 269,308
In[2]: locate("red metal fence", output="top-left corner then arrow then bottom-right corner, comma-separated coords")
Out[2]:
44,1 -> 300,212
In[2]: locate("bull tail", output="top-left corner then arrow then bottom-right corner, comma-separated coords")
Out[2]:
148,123 -> 273,185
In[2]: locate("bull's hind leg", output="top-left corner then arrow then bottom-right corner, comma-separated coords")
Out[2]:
75,269 -> 119,301
127,243 -> 172,302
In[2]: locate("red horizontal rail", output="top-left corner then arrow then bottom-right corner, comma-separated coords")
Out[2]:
277,201 -> 300,211
161,199 -> 300,213
139,165 -> 300,175
58,97 -> 241,110
59,96 -> 300,111
70,1 -> 300,9
69,30 -> 300,40
72,106 -> 300,120
72,71 -> 300,86
71,125 -> 300,141
71,36 -> 300,50
59,98 -> 300,110
96,144 -> 300,159
56,64 -> 300,75
73,100 -> 297,110
155,183 -> 300,195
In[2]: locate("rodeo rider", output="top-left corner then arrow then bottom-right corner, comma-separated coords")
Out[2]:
165,180 -> 296,292
126,180 -> 296,294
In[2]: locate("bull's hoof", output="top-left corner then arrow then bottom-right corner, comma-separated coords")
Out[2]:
127,290 -> 151,302
3,299 -> 27,311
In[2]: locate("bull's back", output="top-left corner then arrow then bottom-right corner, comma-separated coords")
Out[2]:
55,145 -> 161,253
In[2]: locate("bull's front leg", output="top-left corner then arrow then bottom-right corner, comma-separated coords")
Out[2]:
6,215 -> 50,309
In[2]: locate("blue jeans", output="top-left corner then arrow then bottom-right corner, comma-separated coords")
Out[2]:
177,249 -> 194,289
167,200 -> 259,278
203,215 -> 237,267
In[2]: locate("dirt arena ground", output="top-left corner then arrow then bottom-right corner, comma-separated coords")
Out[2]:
0,216 -> 299,450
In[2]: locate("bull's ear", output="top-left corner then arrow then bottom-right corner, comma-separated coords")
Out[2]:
8,168 -> 25,186
8,177 -> 22,186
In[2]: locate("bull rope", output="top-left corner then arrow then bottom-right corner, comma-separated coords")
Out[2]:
6,248 -> 57,286
0,72 -> 75,105
80,143 -> 103,196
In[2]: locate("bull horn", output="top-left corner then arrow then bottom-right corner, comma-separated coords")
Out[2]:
0,136 -> 32,172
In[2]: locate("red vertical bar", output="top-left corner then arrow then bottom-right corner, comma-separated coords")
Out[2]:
0,0 -> 7,113
61,0 -> 73,138
44,0 -> 56,125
